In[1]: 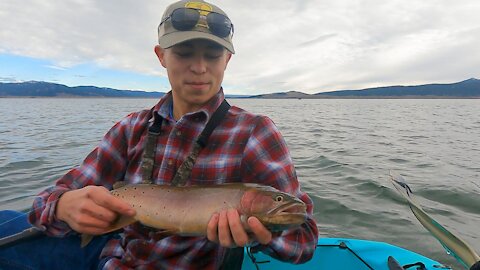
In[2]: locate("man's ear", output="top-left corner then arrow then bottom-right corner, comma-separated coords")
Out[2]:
154,45 -> 167,68
224,52 -> 232,70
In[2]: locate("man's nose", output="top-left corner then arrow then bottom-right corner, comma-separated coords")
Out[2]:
190,55 -> 207,74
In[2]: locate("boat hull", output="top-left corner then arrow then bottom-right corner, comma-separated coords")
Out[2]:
242,237 -> 451,270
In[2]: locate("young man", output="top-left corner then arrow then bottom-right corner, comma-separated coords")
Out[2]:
0,0 -> 318,269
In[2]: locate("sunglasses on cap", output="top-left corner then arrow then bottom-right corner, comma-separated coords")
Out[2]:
160,8 -> 234,38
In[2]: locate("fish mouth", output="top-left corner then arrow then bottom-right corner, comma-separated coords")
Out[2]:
267,201 -> 307,216
259,202 -> 307,230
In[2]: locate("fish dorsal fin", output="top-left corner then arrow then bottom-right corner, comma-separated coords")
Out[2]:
113,181 -> 128,190
240,183 -> 281,193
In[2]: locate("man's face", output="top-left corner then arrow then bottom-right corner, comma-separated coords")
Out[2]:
155,39 -> 232,110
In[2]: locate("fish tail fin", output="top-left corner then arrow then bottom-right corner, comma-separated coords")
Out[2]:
80,234 -> 94,248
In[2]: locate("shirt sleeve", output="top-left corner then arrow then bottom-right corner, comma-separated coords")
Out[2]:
28,115 -> 133,236
241,115 -> 319,264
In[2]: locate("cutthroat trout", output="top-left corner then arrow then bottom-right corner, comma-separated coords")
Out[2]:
81,183 -> 307,247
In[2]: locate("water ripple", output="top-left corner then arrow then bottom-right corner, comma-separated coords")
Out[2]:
0,98 -> 479,269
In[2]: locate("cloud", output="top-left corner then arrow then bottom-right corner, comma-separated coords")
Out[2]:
297,34 -> 337,48
1,0 -> 479,94
0,76 -> 19,83
45,65 -> 68,71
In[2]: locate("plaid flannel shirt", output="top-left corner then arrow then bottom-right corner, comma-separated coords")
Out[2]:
29,89 -> 318,269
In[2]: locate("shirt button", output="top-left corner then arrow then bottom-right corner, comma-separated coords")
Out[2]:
168,159 -> 173,166
176,131 -> 181,136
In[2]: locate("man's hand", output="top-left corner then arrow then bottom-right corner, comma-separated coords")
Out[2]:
206,208 -> 272,247
56,186 -> 136,235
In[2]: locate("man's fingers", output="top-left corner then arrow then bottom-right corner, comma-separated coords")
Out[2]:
218,210 -> 234,247
210,210 -> 265,247
88,187 -> 136,216
227,209 -> 249,247
69,214 -> 111,234
248,217 -> 272,245
207,213 -> 219,243
83,201 -> 118,223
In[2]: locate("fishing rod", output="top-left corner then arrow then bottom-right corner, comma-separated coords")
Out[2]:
0,227 -> 44,249
389,170 -> 480,270
0,206 -> 48,249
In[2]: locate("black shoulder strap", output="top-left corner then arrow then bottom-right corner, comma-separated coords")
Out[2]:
219,247 -> 244,270
171,99 -> 231,186
197,99 -> 231,147
141,111 -> 163,184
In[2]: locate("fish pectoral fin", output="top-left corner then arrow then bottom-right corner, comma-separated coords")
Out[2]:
80,216 -> 137,248
158,229 -> 178,235
80,234 -> 94,248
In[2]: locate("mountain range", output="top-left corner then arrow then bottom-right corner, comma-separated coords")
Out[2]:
1,78 -> 479,98
253,78 -> 480,98
0,81 -> 164,98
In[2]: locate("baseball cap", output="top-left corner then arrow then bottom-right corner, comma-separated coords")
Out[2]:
158,0 -> 235,53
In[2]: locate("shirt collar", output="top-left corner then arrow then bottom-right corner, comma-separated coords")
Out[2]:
153,88 -> 226,122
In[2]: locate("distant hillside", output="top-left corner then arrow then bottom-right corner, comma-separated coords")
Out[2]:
253,91 -> 315,99
0,81 -> 164,98
2,79 -> 479,99
254,78 -> 480,99
315,78 -> 480,98
0,81 -> 251,98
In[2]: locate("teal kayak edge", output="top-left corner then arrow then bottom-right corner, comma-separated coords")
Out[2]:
242,237 -> 452,270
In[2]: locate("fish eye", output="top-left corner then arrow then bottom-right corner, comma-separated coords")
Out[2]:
275,195 -> 284,202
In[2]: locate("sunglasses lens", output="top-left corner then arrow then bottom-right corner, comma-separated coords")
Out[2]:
171,8 -> 199,31
207,12 -> 232,38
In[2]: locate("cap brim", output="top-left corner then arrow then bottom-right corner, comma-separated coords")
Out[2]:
159,31 -> 235,54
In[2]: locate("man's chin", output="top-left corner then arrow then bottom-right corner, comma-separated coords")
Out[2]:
184,95 -> 213,107
186,89 -> 217,102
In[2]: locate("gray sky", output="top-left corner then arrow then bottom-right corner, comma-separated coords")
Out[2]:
1,0 -> 479,95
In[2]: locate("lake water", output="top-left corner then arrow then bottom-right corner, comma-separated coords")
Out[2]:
0,98 -> 479,268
